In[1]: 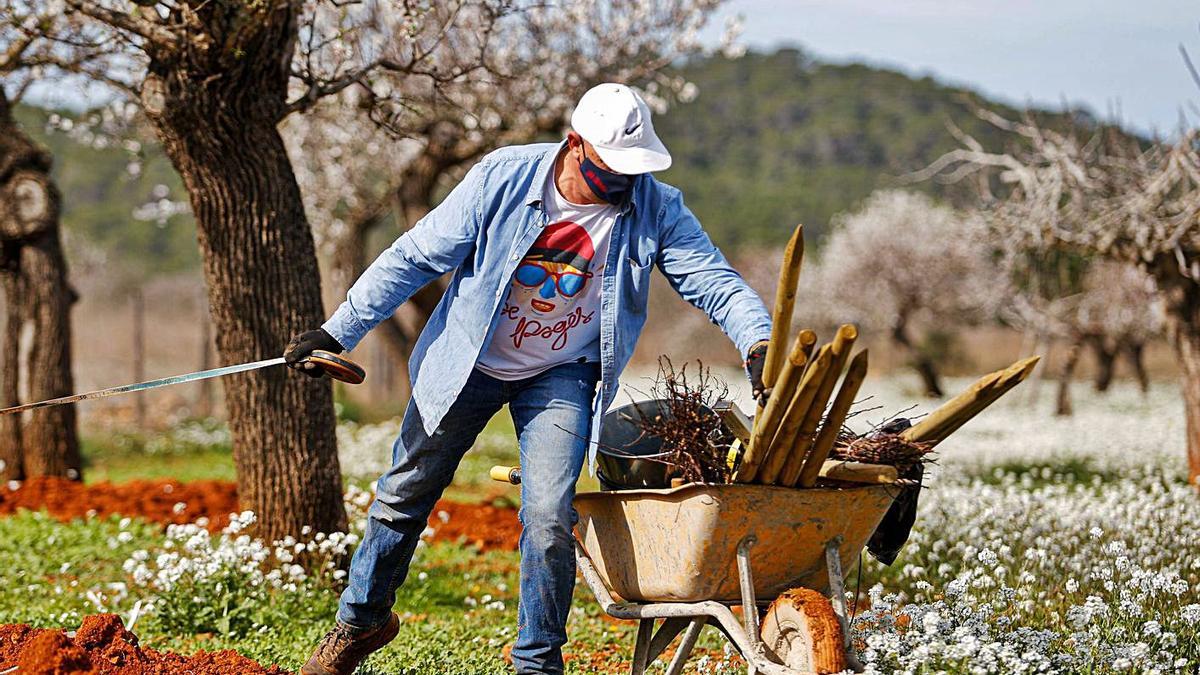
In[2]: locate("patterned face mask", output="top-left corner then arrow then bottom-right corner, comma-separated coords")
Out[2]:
579,155 -> 634,205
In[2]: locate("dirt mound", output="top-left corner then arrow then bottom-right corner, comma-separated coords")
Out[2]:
0,477 -> 239,531
0,614 -> 288,674
429,500 -> 521,552
0,476 -> 522,551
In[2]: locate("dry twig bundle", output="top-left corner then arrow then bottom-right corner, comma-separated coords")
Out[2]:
633,357 -> 732,484
830,430 -> 933,471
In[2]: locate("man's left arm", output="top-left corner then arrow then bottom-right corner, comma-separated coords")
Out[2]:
655,193 -> 773,373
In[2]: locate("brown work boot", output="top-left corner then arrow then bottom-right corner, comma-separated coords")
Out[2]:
301,612 -> 400,675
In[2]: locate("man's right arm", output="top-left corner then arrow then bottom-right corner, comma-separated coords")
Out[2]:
321,161 -> 488,352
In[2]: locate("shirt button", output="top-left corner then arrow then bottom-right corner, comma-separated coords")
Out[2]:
511,254 -> 519,261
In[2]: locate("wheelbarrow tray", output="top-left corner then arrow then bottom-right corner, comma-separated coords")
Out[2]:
574,483 -> 895,603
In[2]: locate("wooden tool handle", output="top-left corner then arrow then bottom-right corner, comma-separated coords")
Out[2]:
490,465 -> 521,485
304,350 -> 367,385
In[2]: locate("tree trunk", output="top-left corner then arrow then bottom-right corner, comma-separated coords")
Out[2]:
328,150 -> 452,406
0,259 -> 24,481
19,231 -> 80,478
891,313 -> 944,398
1124,339 -> 1150,394
0,90 -> 80,480
196,291 -> 214,419
1055,339 -> 1082,417
139,5 -> 346,540
1156,261 -> 1200,486
131,288 -> 146,428
1087,334 -> 1117,393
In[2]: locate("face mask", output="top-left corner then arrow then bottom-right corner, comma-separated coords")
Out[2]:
579,155 -> 634,205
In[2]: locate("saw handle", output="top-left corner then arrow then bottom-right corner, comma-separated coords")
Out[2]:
303,350 -> 367,385
490,465 -> 521,485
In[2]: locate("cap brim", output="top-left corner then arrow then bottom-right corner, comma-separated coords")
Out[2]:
594,134 -> 672,174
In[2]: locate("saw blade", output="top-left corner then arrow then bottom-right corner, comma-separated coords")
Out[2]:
0,357 -> 287,416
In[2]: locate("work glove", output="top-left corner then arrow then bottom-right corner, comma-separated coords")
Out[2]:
284,328 -> 344,378
744,341 -> 770,405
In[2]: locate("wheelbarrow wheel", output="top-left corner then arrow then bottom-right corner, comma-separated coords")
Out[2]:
759,588 -> 847,674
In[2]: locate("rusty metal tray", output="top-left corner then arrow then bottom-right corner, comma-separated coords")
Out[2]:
573,483 -> 896,603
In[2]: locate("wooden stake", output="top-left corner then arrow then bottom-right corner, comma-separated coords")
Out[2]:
762,225 -> 804,389
901,356 -> 1040,446
757,345 -> 831,484
818,459 -> 898,484
797,349 -> 869,488
779,325 -> 858,486
735,332 -> 813,483
921,356 -> 1040,444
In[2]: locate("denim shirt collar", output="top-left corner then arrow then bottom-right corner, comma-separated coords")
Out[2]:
525,141 -> 641,216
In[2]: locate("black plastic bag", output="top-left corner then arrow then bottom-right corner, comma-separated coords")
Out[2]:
866,462 -> 924,566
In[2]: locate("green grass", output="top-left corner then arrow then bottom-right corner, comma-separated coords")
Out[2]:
0,510 -> 736,673
80,412 -> 600,504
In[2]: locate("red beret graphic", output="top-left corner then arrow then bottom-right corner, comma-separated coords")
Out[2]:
525,221 -> 595,271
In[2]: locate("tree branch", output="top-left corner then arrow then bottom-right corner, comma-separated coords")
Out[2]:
65,0 -> 178,51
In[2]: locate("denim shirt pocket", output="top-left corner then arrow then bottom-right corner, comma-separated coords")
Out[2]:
624,255 -> 654,312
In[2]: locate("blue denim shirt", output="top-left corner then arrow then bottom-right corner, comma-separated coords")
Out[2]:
323,142 -> 772,461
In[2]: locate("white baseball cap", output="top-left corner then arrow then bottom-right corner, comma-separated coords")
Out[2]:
570,83 -> 672,174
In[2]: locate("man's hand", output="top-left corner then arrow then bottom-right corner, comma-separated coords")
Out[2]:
285,328 -> 345,378
745,341 -> 770,405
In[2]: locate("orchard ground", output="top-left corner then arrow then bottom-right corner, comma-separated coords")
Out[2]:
1,373 -> 1197,674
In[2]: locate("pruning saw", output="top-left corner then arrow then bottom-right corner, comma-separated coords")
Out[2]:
0,350 -> 365,416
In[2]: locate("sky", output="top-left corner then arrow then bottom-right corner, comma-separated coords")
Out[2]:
700,0 -> 1199,137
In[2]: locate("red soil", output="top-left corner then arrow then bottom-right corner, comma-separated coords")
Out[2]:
0,614 -> 288,674
0,476 -> 522,551
0,477 -> 239,531
427,500 -> 521,552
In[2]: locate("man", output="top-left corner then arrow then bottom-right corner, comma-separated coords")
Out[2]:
287,83 -> 773,675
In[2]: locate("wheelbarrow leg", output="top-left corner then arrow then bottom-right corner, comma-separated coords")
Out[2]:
647,617 -> 691,663
631,619 -> 653,675
664,619 -> 705,675
824,537 -> 850,649
737,535 -> 762,675
826,536 -> 865,671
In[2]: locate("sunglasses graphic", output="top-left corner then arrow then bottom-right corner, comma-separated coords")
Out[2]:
514,262 -> 591,297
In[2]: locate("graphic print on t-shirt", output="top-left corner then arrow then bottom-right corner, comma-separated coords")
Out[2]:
499,220 -> 600,352
476,172 -> 617,381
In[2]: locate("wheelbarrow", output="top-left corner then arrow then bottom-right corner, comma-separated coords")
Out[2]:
487,400 -> 899,673
573,482 -> 895,674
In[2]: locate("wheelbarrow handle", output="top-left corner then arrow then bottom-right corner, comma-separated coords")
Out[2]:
489,465 -> 521,485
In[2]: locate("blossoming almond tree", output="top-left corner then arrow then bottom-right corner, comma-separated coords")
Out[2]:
809,190 -> 999,397
284,1 -> 733,400
0,0 -> 516,540
921,109 -> 1200,483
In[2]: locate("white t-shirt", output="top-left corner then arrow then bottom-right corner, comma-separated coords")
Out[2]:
475,174 -> 618,380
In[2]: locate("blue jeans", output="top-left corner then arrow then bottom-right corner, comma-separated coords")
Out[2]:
338,361 -> 600,674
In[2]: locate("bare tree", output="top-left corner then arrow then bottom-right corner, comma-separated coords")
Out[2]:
1,0 -> 514,539
0,28 -> 81,481
1075,262 -> 1162,394
809,190 -> 998,397
920,108 -> 1200,482
285,1 -> 731,400
1018,260 -> 1163,415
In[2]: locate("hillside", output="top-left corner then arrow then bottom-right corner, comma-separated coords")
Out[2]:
654,47 -> 1092,248
15,47 -> 1100,274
